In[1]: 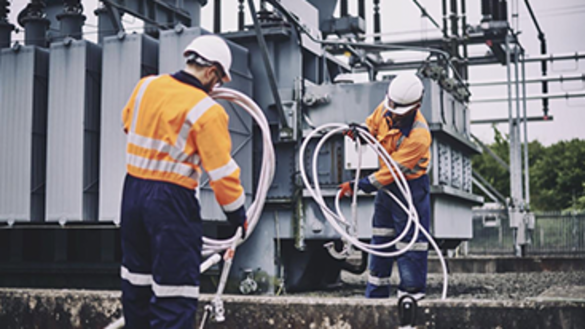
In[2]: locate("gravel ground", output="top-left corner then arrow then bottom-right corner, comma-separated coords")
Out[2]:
293,270 -> 585,300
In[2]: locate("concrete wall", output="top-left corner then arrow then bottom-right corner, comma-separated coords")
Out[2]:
0,289 -> 583,329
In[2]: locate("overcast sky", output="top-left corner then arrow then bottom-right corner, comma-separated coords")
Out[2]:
8,0 -> 585,145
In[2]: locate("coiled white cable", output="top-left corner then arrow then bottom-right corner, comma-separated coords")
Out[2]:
299,123 -> 448,300
202,87 -> 276,256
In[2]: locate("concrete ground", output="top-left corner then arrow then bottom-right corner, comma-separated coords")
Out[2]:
1,270 -> 584,329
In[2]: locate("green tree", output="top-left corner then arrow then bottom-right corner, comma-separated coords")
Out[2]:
530,139 -> 585,211
472,129 -> 585,211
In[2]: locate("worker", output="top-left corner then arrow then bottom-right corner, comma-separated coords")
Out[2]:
119,35 -> 247,329
340,73 -> 431,301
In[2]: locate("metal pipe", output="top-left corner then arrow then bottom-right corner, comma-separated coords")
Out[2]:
358,0 -> 365,20
412,0 -> 441,32
238,0 -> 244,31
513,41 -> 523,207
246,0 -> 289,132
461,0 -> 468,81
471,134 -> 509,173
515,52 -> 585,63
213,0 -> 221,33
471,73 -> 585,86
524,0 -> 548,117
340,0 -> 348,17
472,173 -> 506,204
449,0 -> 461,78
471,115 -> 552,125
372,52 -> 585,71
373,0 -> 380,42
450,0 -> 458,37
511,0 -> 519,33
521,51 -> 530,206
471,91 -> 585,103
442,0 -> 448,38
505,34 -> 516,203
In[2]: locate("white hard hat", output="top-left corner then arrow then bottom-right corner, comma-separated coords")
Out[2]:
384,74 -> 424,115
183,35 -> 232,83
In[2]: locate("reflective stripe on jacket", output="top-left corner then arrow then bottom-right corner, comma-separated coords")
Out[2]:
122,74 -> 245,212
365,102 -> 431,187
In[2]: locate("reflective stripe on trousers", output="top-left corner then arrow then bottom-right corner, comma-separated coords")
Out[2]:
365,175 -> 431,299
121,266 -> 200,299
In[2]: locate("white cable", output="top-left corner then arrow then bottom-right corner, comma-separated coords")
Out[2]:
202,88 -> 276,256
299,123 -> 448,300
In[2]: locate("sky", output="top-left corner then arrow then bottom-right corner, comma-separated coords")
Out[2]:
7,0 -> 585,145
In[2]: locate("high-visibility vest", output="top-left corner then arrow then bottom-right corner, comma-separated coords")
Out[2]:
122,74 -> 245,213
365,102 -> 432,187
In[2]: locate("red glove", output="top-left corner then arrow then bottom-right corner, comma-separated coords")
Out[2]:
339,181 -> 354,197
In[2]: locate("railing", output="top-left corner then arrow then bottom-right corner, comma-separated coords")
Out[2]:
467,211 -> 585,255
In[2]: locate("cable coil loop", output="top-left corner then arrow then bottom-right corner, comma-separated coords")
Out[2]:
299,123 -> 448,299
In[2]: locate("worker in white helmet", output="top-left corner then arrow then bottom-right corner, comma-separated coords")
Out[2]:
119,34 -> 247,329
341,73 -> 432,301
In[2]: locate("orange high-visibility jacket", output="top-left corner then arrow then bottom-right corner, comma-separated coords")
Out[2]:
122,74 -> 245,213
365,102 -> 432,187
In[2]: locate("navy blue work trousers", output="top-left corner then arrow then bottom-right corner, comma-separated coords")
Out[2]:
365,174 -> 431,298
120,174 -> 202,329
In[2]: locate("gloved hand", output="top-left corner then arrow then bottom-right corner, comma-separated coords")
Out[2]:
339,181 -> 354,197
225,206 -> 248,239
343,123 -> 368,143
339,177 -> 378,197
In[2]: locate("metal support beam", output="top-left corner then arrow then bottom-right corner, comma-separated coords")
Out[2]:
521,50 -> 531,207
471,73 -> 585,87
358,0 -> 365,20
238,0 -> 244,30
471,91 -> 585,103
247,0 -> 290,136
460,0 -> 468,81
442,0 -> 447,38
368,52 -> 585,72
213,0 -> 221,33
412,0 -> 441,32
471,116 -> 552,125
513,38 -> 524,208
506,34 -> 522,209
524,0 -> 549,117
471,134 -> 509,173
373,0 -> 380,42
340,0 -> 348,17
472,172 -> 506,204
522,52 -> 585,63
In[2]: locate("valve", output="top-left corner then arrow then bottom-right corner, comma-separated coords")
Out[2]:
324,240 -> 352,260
239,269 -> 258,295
